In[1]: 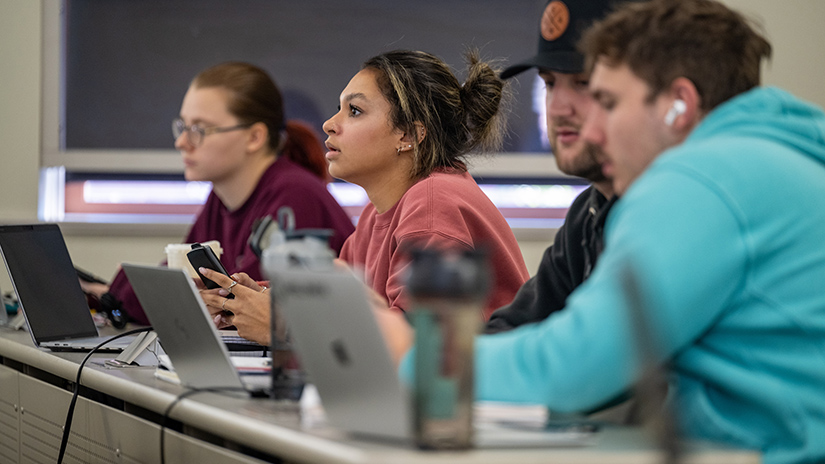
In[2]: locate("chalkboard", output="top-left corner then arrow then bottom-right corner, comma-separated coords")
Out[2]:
64,0 -> 549,153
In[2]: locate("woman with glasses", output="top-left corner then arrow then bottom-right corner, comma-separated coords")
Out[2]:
170,61 -> 353,254
91,62 -> 354,326
200,50 -> 529,345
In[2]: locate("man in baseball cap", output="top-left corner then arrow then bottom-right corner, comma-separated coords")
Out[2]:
486,0 -> 637,334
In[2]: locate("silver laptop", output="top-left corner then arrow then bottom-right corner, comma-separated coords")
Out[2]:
270,267 -> 411,439
266,267 -> 595,447
0,224 -> 133,351
121,263 -> 269,396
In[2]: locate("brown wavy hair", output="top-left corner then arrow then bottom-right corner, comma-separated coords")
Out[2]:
580,0 -> 771,112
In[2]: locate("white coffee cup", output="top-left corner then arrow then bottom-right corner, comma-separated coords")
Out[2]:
165,240 -> 223,278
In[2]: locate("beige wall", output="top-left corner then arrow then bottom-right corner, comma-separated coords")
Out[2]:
0,1 -> 41,224
724,0 -> 825,106
1,1 -> 42,292
1,0 -> 824,292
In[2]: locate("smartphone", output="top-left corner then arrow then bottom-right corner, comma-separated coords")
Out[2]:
187,243 -> 233,295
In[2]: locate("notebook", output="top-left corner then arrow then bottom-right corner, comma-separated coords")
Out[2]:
266,266 -> 596,447
0,224 -> 134,351
121,263 -> 270,396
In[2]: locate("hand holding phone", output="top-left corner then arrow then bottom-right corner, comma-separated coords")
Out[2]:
187,243 -> 233,296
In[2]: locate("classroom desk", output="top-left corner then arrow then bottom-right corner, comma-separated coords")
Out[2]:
0,326 -> 760,464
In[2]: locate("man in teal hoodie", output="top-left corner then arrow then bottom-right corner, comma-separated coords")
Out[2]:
394,0 -> 825,462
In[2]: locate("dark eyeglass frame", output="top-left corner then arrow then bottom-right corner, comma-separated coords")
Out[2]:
172,118 -> 255,147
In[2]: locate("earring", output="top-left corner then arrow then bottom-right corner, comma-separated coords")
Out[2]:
397,144 -> 413,155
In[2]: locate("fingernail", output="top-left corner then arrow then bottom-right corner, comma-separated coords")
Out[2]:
199,267 -> 207,273
218,289 -> 228,296
230,274 -> 239,280
213,314 -> 221,324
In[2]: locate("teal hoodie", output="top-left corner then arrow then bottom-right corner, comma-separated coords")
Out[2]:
470,87 -> 825,464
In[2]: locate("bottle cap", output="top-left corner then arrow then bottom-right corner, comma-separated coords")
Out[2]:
406,247 -> 490,299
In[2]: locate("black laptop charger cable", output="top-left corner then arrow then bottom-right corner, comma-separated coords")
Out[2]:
160,387 -> 246,464
56,326 -> 154,464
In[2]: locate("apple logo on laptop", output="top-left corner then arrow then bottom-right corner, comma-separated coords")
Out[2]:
331,339 -> 351,366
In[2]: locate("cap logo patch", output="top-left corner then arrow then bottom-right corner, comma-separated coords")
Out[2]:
541,1 -> 570,41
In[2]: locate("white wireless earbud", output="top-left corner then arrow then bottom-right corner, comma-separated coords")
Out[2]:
664,99 -> 687,126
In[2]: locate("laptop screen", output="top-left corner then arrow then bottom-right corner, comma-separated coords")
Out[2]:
0,224 -> 99,342
122,264 -> 248,390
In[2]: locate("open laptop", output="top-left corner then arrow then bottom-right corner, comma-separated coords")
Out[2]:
266,266 -> 596,447
0,224 -> 133,351
121,263 -> 270,396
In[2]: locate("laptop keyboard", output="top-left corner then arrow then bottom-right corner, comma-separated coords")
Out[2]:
221,334 -> 269,352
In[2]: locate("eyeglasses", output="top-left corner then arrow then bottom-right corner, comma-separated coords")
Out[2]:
172,118 -> 255,147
